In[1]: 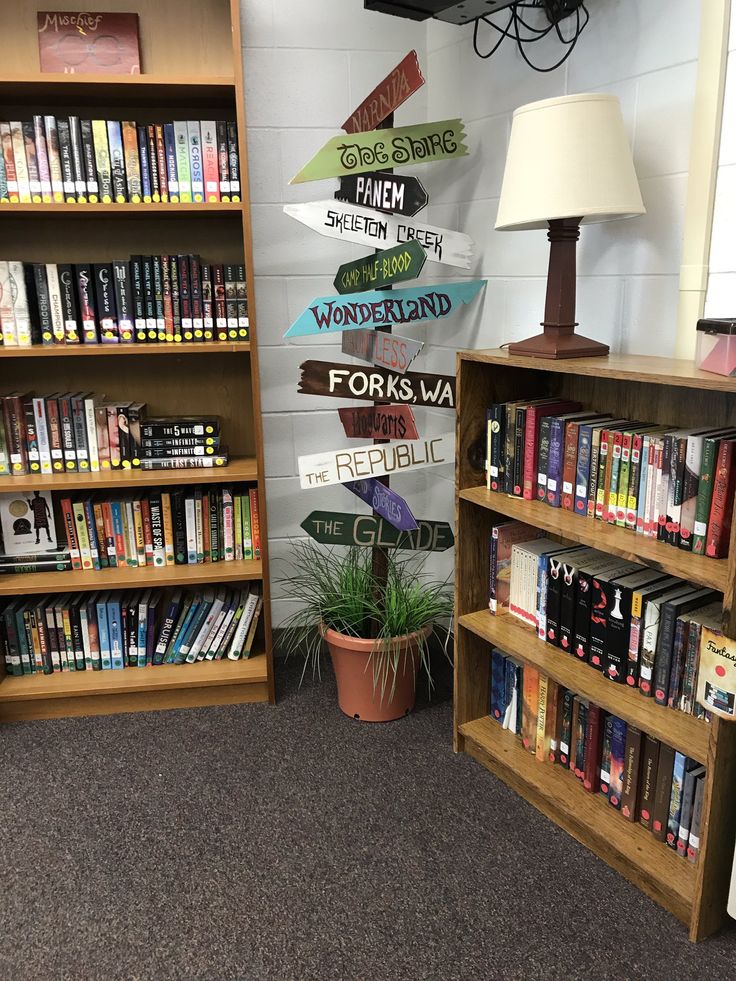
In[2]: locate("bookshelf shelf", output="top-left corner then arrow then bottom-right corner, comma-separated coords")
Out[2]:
454,349 -> 736,942
459,610 -> 710,764
459,486 -> 729,593
0,72 -> 236,105
0,202 -> 242,215
0,341 -> 251,358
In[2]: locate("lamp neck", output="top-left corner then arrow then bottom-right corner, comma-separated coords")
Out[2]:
542,217 -> 582,333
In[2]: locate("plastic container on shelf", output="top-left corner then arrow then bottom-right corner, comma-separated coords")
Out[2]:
696,319 -> 736,377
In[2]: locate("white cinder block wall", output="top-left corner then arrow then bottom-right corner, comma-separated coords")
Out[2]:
242,0 -> 704,627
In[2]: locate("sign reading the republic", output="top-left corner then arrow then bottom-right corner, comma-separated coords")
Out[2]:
342,50 -> 425,135
301,511 -> 454,552
290,119 -> 468,184
344,478 -> 418,532
298,360 -> 456,408
334,241 -> 427,294
284,280 -> 485,339
284,201 -> 474,268
298,431 -> 454,489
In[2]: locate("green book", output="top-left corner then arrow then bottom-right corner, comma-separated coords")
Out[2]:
234,493 -> 243,560
692,431 -> 736,554
241,493 -> 253,561
173,121 -> 192,202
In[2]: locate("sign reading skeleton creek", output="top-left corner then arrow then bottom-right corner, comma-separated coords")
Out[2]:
333,240 -> 427,294
301,511 -> 454,552
342,50 -> 425,135
284,201 -> 473,268
290,119 -> 468,184
335,172 -> 429,218
298,431 -> 454,489
298,360 -> 455,408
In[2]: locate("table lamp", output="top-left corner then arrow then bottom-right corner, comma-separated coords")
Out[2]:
495,93 -> 645,359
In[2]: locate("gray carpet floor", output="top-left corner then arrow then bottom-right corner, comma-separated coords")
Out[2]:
2,657 -> 735,981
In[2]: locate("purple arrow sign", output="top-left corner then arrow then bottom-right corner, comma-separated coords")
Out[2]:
343,478 -> 418,533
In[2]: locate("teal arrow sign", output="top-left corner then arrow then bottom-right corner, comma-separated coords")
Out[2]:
284,280 -> 485,339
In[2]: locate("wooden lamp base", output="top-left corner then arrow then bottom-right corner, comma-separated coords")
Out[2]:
508,328 -> 609,359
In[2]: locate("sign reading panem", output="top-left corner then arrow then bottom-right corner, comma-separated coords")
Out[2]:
284,200 -> 474,268
333,240 -> 427,294
342,50 -> 425,135
301,511 -> 454,552
290,119 -> 468,184
298,360 -> 456,408
335,172 -> 429,218
343,478 -> 418,532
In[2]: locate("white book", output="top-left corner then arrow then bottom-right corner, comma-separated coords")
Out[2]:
79,604 -> 94,670
194,494 -> 203,563
206,591 -> 236,659
0,260 -> 18,346
8,261 -> 32,346
185,496 -> 197,564
43,116 -> 64,201
228,590 -> 259,660
33,397 -> 52,474
45,263 -> 66,343
83,396 -> 100,472
124,500 -> 138,567
10,122 -> 31,202
44,603 -> 61,672
186,590 -> 225,663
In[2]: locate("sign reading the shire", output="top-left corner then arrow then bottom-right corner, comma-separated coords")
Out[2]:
298,431 -> 454,488
342,50 -> 425,135
290,119 -> 468,184
336,172 -> 428,218
301,511 -> 455,552
284,201 -> 473,268
299,360 -> 456,408
344,478 -> 418,532
339,404 -> 418,441
284,280 -> 485,339
342,329 -> 423,375
333,241 -> 426,294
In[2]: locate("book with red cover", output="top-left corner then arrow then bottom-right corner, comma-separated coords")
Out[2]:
652,742 -> 676,841
37,12 -> 141,74
583,702 -> 603,793
705,437 -> 736,558
521,665 -> 539,753
522,400 -> 580,501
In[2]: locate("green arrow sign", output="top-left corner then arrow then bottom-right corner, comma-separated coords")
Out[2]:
301,511 -> 454,552
290,119 -> 469,184
333,241 -> 427,294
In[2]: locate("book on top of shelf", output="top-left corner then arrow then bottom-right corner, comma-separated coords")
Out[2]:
37,11 -> 141,75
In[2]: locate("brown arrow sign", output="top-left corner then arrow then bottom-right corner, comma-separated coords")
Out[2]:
298,360 -> 456,408
339,404 -> 419,441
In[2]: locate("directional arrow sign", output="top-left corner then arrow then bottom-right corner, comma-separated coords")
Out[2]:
342,328 -> 423,375
342,50 -> 425,135
284,280 -> 485,339
301,511 -> 454,552
339,404 -> 419,441
290,119 -> 468,184
333,241 -> 427,294
299,360 -> 456,408
298,431 -> 454,489
343,478 -> 418,532
335,172 -> 429,218
284,200 -> 473,268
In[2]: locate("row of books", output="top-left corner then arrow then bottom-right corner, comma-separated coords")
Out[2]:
0,258 -> 248,347
489,650 -> 705,862
492,525 -> 724,717
0,398 -> 226,475
0,586 -> 262,676
485,397 -> 736,559
0,117 -> 240,205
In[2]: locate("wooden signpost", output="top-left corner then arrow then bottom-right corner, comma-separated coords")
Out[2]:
298,360 -> 456,408
301,511 -> 454,552
284,200 -> 474,268
297,431 -> 454,489
284,280 -> 485,339
290,119 -> 468,184
335,172 -> 429,218
343,477 -> 418,532
338,404 -> 418,441
341,328 -> 423,375
333,240 -> 427,294
342,50 -> 425,135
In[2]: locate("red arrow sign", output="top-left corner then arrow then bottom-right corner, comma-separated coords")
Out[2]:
339,404 -> 419,441
342,50 -> 425,135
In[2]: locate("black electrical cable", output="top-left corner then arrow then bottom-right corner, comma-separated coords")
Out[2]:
472,0 -> 589,72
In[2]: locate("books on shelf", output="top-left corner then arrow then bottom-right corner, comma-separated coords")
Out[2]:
0,257 -> 249,347
484,399 -> 736,560
0,396 -> 228,475
0,584 -> 262,675
488,647 -> 706,863
0,116 -> 239,204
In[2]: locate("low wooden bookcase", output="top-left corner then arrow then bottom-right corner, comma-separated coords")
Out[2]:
454,348 -> 736,942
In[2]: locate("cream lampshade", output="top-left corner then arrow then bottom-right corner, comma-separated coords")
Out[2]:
496,92 -> 645,358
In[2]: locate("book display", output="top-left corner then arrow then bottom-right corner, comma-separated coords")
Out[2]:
455,349 -> 736,941
0,1 -> 273,721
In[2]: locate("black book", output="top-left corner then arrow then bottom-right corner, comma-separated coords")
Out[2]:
226,121 -> 240,198
602,568 -> 668,685
146,125 -> 160,201
201,263 -> 214,340
142,256 -> 157,340
557,547 -> 602,655
116,402 -> 133,466
93,264 -> 117,342
169,254 -> 182,339
487,403 -> 506,493
573,557 -> 639,663
152,255 -> 166,341
216,120 -> 230,199
126,594 -> 139,666
23,398 -> 39,472
112,260 -> 133,342
69,601 -> 86,670
57,394 -> 76,471
75,263 -> 98,343
56,118 -> 76,201
588,564 -> 643,672
669,434 -> 688,547
236,263 -> 248,339
57,264 -> 80,343
512,405 -> 525,497
139,417 -> 219,439
209,491 -> 220,561
652,587 -> 719,706
70,393 -> 89,470
544,545 -> 588,648
26,263 -> 52,344
129,255 -> 147,342
224,263 -> 239,340
536,416 -> 553,503
189,255 -> 203,340
171,489 -> 188,564
178,254 -> 192,340
68,116 -> 87,199
79,119 -> 99,201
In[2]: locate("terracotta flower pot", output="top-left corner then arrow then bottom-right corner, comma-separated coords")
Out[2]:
321,624 -> 432,722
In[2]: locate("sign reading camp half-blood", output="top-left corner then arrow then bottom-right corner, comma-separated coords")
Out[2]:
298,360 -> 456,408
301,511 -> 454,552
333,241 -> 427,294
298,431 -> 454,489
343,477 -> 418,532
335,172 -> 429,218
342,50 -> 425,135
290,119 -> 468,184
342,328 -> 423,375
284,280 -> 485,339
338,404 -> 419,441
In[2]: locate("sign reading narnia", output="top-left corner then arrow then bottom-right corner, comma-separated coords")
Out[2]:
284,200 -> 473,268
341,328 -> 423,375
335,172 -> 429,218
284,280 -> 485,339
299,360 -> 456,408
342,50 -> 425,135
298,431 -> 454,489
301,511 -> 454,552
343,478 -> 418,532
339,404 -> 418,441
333,240 -> 427,294
290,119 -> 468,184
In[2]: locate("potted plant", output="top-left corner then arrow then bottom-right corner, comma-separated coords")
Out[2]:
279,540 -> 453,722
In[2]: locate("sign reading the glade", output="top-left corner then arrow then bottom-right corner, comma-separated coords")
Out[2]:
341,328 -> 424,375
342,50 -> 425,135
338,403 -> 419,441
301,511 -> 455,552
298,360 -> 456,408
335,172 -> 429,218
343,477 -> 418,532
290,119 -> 468,184
333,240 -> 427,294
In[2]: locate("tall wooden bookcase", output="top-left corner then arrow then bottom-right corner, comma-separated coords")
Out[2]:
454,348 -> 736,942
0,0 -> 274,721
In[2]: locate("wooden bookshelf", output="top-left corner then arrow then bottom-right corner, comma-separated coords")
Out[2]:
0,0 -> 274,715
454,349 -> 736,942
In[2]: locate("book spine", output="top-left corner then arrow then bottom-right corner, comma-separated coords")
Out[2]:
67,116 -> 87,199
76,264 -> 98,343
201,120 -> 220,202
561,421 -> 580,511
174,121 -> 192,201
216,120 -> 231,199
122,121 -> 142,201
681,620 -> 701,715
574,424 -> 593,516
188,120 -> 204,202
79,119 -> 99,200
227,122 -> 240,199
635,435 -> 651,534
657,434 -> 673,542
583,703 -> 602,793
92,119 -> 112,202
146,124 -> 159,202
488,403 -> 504,493
666,753 -> 687,849
107,121 -> 126,202
521,665 -> 539,753
545,417 -> 564,508
137,125 -> 152,202
607,716 -> 627,809
687,773 -> 706,863
512,406 -> 525,497
250,488 -> 261,560
55,119 -> 75,201
705,438 -> 736,558
201,263 -> 214,340
599,713 -> 613,796
33,115 -> 52,201
57,264 -> 80,343
155,125 -> 169,203
112,260 -> 134,343
666,617 -> 690,709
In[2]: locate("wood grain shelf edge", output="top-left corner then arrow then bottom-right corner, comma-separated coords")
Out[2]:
0,341 -> 250,357
0,456 -> 258,490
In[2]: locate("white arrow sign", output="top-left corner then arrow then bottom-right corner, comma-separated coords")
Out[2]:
284,200 -> 474,270
298,431 -> 455,489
